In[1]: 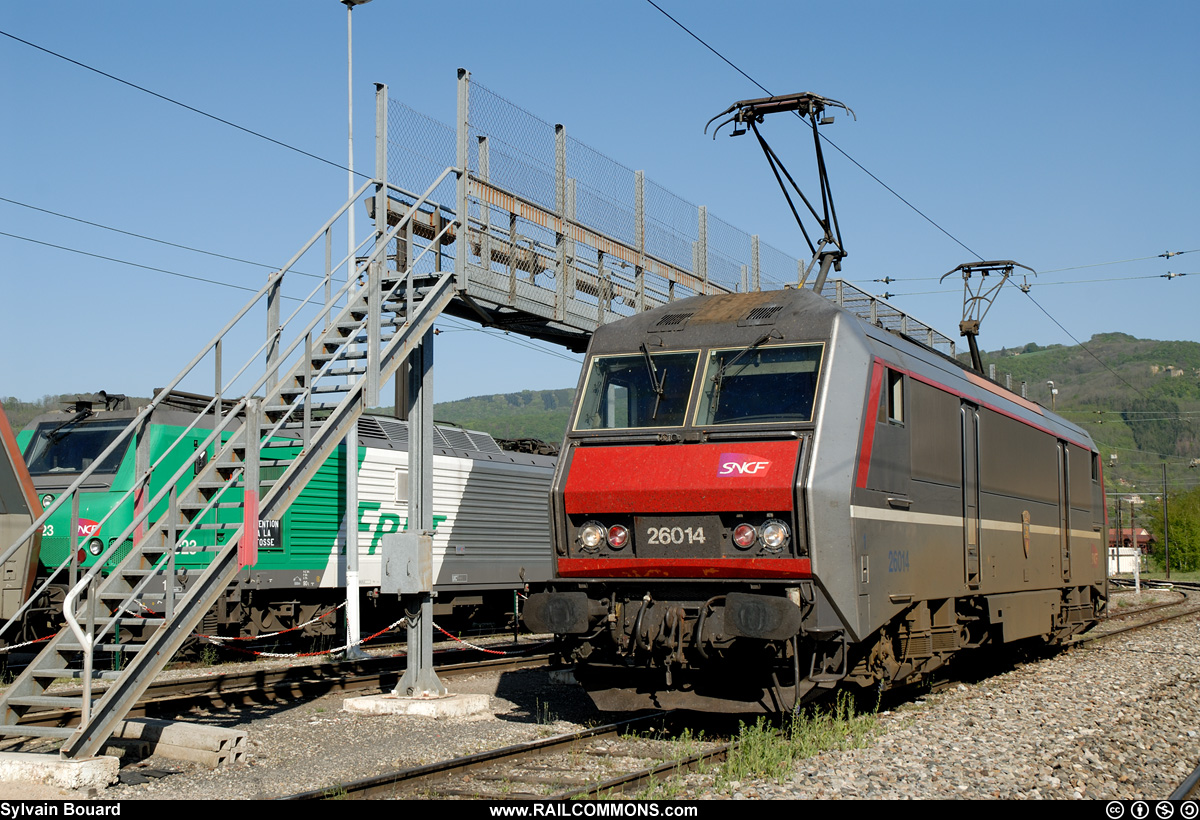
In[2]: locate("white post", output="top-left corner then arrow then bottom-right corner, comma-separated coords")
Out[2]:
344,419 -> 367,658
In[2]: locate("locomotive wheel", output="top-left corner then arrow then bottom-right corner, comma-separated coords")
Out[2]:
868,633 -> 900,685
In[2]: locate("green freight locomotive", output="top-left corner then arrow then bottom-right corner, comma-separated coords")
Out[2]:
13,392 -> 555,643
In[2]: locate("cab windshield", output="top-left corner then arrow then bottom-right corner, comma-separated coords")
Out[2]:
574,351 -> 699,430
23,418 -> 130,475
695,343 -> 823,425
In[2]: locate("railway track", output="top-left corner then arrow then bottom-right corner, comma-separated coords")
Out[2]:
1172,763 -> 1200,801
3,644 -> 552,737
1080,583 -> 1200,644
281,711 -> 733,800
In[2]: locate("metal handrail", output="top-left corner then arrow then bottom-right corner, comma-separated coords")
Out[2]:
259,205 -> 460,441
56,169 -> 459,684
0,177 -> 379,573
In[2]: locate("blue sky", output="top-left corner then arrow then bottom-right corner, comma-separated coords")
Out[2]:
2,1 -> 1196,405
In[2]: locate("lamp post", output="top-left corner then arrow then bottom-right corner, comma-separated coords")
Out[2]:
343,0 -> 372,279
341,0 -> 372,662
1046,380 -> 1058,411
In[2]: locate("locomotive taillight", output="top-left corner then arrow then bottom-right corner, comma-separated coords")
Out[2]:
578,522 -> 606,552
606,525 -> 629,549
733,523 -> 758,549
761,520 -> 791,550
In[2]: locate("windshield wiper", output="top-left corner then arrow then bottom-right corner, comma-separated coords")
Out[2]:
710,332 -> 776,415
46,409 -> 94,445
640,342 -> 668,420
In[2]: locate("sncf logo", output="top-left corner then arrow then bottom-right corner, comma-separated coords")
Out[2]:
77,519 -> 101,538
717,453 -> 771,476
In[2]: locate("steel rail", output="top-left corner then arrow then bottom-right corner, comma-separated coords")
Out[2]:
1170,761 -> 1200,801
279,712 -> 675,800
558,742 -> 733,799
9,651 -> 551,733
1074,587 -> 1200,645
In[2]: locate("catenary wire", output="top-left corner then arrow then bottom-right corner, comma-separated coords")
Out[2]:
0,230 -> 583,368
1021,289 -> 1147,399
895,249 -> 1199,282
643,0 -> 984,262
890,271 -> 1195,297
0,231 -> 264,296
0,29 -> 365,180
0,195 -> 321,278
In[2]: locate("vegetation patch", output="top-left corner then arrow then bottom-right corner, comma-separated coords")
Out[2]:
716,691 -> 879,789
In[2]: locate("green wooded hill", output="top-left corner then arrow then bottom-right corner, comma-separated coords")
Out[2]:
413,388 -> 576,444
970,332 -> 1200,493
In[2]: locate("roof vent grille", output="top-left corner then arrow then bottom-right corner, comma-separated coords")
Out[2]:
739,304 -> 783,327
654,312 -> 694,331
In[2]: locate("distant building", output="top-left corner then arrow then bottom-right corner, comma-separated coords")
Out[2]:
1108,526 -> 1152,552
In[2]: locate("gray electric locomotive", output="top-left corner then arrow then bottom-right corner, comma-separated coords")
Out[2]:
524,284 -> 1106,712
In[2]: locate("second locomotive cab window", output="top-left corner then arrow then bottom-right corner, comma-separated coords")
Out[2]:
574,351 -> 700,430
23,419 -> 131,476
695,343 -> 824,426
882,368 -> 904,424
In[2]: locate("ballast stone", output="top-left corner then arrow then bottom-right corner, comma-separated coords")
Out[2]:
0,753 -> 118,791
342,692 -> 490,718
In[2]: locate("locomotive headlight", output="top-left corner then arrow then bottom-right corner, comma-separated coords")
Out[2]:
87,538 -> 104,556
41,494 -> 54,509
606,524 -> 629,549
760,520 -> 791,550
578,521 -> 606,551
732,523 -> 758,549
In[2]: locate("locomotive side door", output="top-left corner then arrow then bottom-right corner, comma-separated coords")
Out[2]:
961,404 -> 981,589
1058,442 -> 1072,582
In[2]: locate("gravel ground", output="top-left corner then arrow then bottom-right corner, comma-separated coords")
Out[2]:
8,589 -> 1199,801
683,594 -> 1200,800
106,638 -> 605,800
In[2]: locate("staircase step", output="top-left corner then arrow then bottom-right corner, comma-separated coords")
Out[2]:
58,641 -> 145,653
280,383 -> 349,397
336,317 -> 405,334
177,504 -> 244,516
117,618 -> 165,627
8,695 -> 88,709
258,439 -> 303,449
195,480 -> 240,493
118,568 -> 180,577
322,366 -> 367,378
265,402 -> 341,414
98,590 -> 165,601
32,668 -> 124,682
311,350 -> 367,363
0,726 -> 76,739
166,522 -> 240,531
333,332 -> 395,348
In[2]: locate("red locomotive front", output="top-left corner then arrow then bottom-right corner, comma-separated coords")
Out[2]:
524,292 -> 832,712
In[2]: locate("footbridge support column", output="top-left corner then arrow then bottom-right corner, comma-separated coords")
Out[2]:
393,330 -> 445,698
